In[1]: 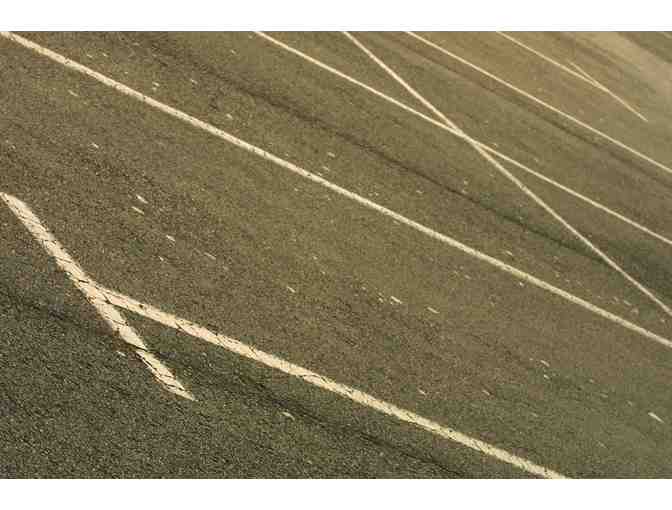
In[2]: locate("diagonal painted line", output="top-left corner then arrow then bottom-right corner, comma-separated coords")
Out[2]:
252,31 -> 672,251
343,32 -> 672,319
497,32 -> 648,122
96,283 -> 567,478
0,191 -> 565,477
408,32 -> 670,176
0,192 -> 195,401
566,60 -> 603,88
565,59 -> 649,122
3,32 -> 671,352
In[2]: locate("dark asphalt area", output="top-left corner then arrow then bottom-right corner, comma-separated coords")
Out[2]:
1,31 -> 672,478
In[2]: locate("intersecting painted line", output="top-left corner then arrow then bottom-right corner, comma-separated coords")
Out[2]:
0,191 -> 564,478
252,31 -> 672,251
97,285 -> 568,478
407,32 -> 672,177
342,32 -> 672,320
4,32 -> 672,351
0,192 -> 194,401
497,32 -> 648,122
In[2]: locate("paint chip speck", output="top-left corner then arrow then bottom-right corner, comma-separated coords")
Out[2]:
165,235 -> 176,243
648,412 -> 664,424
131,206 -> 144,215
390,296 -> 402,305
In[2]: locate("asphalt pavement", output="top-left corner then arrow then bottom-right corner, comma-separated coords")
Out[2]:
1,31 -> 672,478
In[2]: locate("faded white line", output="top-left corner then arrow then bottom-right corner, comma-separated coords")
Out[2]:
0,192 -> 194,400
566,61 -> 601,87
408,32 -> 671,177
5,33 -> 672,350
97,284 -> 565,478
344,32 -> 672,319
253,31 -> 672,251
497,32 -> 648,122
566,60 -> 648,122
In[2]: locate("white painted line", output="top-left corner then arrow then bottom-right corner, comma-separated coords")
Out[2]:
344,32 -> 672,320
253,31 -> 672,251
408,32 -> 671,177
489,136 -> 672,250
565,60 -> 648,122
343,32 -> 461,132
97,284 -> 565,478
6,33 -> 672,351
648,412 -> 665,424
2,191 -> 566,476
566,61 -> 601,88
497,32 -> 648,122
0,192 -> 194,401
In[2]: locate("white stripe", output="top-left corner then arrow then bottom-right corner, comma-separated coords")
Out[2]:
566,60 -> 648,122
4,32 -> 672,351
97,285 -> 566,478
343,32 -> 672,319
408,32 -> 672,176
1,191 -> 563,477
0,192 -> 194,401
342,32 -> 462,132
497,32 -> 648,122
567,61 -> 602,88
252,31 -> 672,251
